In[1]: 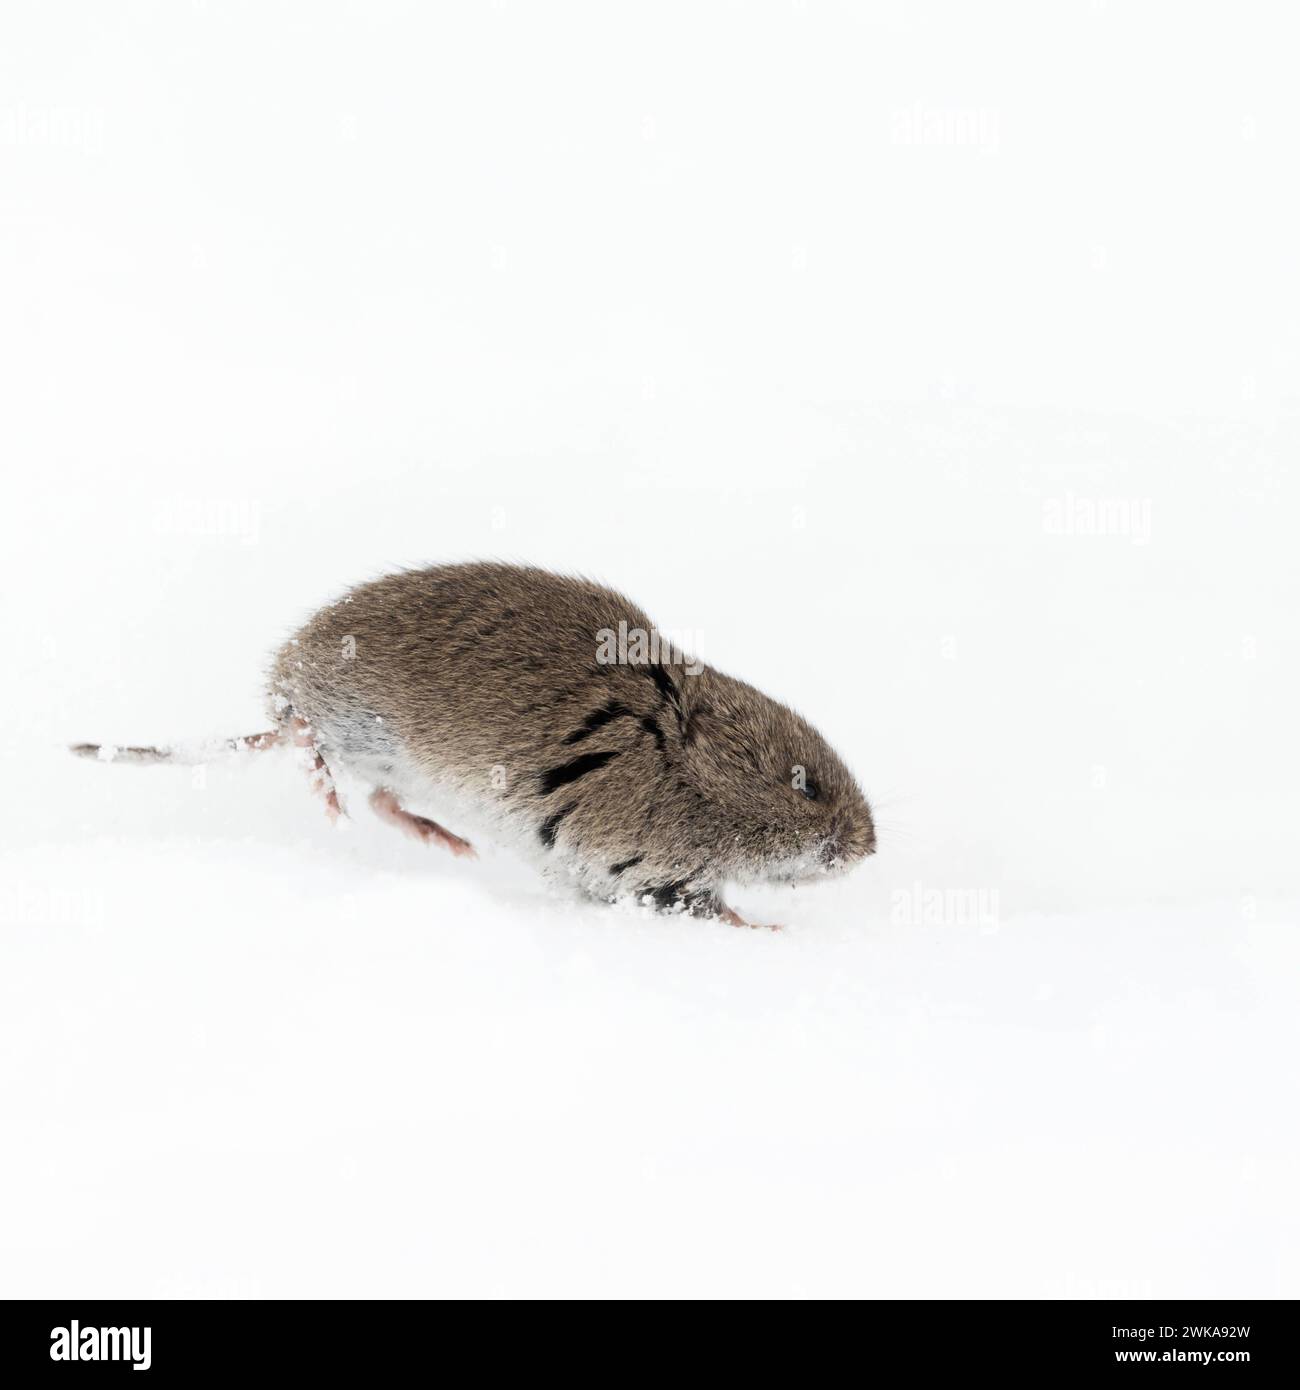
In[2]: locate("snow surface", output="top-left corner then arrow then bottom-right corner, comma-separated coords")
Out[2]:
2,3 -> 1298,1298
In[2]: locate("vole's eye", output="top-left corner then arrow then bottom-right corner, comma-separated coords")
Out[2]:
799,776 -> 820,801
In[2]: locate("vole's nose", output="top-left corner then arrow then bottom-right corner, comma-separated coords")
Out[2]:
843,815 -> 876,862
821,814 -> 876,868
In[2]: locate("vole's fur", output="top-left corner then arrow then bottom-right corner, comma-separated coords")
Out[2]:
77,563 -> 876,925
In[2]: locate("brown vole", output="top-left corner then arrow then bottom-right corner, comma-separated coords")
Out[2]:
72,563 -> 876,927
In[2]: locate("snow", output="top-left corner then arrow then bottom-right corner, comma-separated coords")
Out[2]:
2,823 -> 1295,1298
2,3 -> 1298,1298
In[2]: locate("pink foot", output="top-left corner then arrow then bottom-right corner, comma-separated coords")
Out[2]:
719,905 -> 782,932
369,788 -> 477,859
289,717 -> 344,823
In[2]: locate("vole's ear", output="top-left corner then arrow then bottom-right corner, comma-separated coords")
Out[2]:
679,698 -> 713,746
650,659 -> 712,743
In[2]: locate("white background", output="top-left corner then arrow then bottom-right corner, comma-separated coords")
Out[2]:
2,2 -> 1296,1297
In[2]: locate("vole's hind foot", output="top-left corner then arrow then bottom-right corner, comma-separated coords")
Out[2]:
368,788 -> 477,859
288,717 -> 345,823
720,905 -> 783,932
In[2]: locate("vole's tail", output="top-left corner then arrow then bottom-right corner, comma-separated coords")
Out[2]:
69,731 -> 282,766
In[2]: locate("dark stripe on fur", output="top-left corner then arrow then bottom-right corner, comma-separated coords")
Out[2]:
538,801 -> 578,848
539,749 -> 620,795
563,701 -> 636,745
651,878 -> 690,909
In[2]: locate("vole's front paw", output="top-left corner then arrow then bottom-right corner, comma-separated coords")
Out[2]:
718,905 -> 783,932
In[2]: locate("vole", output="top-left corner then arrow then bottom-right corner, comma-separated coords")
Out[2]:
72,562 -> 876,927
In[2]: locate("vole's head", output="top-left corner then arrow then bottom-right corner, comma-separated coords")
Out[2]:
675,668 -> 875,886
